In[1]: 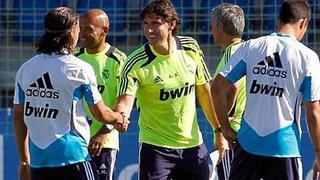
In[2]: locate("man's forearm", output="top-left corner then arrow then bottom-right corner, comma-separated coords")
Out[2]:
211,80 -> 233,131
114,94 -> 135,119
13,105 -> 30,163
306,101 -> 320,152
196,84 -> 220,130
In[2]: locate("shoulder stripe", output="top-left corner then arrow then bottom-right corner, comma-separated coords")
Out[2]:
75,48 -> 84,57
127,49 -> 146,61
182,46 -> 197,53
225,47 -> 232,65
200,54 -> 211,82
180,40 -> 197,45
119,51 -> 147,94
178,36 -> 195,41
175,37 -> 183,50
180,41 -> 198,53
140,44 -> 156,68
179,38 -> 197,44
105,46 -> 120,64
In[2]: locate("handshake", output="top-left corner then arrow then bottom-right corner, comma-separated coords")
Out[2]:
111,111 -> 130,132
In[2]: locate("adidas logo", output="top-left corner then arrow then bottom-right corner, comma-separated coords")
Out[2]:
153,76 -> 163,83
99,163 -> 107,170
26,72 -> 60,99
252,52 -> 287,78
29,72 -> 54,89
257,52 -> 282,68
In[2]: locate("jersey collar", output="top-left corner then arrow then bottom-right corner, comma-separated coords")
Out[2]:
270,32 -> 297,40
84,43 -> 110,56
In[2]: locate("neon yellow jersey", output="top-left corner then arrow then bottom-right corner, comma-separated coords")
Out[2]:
213,41 -> 246,132
76,44 -> 126,150
118,36 -> 211,148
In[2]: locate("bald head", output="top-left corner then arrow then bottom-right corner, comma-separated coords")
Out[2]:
82,9 -> 109,28
80,9 -> 110,52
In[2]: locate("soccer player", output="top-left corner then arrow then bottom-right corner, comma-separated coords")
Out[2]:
210,3 -> 246,180
211,1 -> 320,179
13,7 -> 127,180
77,9 -> 127,180
115,0 -> 223,179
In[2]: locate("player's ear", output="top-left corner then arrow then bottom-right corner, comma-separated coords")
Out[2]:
218,22 -> 224,32
299,18 -> 308,30
169,20 -> 176,31
102,25 -> 109,36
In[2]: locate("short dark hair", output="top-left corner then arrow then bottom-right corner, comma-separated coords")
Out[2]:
36,7 -> 79,54
279,0 -> 310,24
140,0 -> 181,36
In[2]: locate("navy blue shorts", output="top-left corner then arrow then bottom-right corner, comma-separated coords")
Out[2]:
91,148 -> 118,180
216,145 -> 236,180
229,143 -> 302,180
139,143 -> 209,180
31,161 -> 99,180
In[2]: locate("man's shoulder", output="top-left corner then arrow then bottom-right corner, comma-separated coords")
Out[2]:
126,44 -> 149,64
66,55 -> 94,70
176,35 -> 201,53
107,46 -> 127,65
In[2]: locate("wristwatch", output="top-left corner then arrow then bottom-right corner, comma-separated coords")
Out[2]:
104,124 -> 114,132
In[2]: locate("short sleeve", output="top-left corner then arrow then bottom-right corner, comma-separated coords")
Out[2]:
117,59 -> 139,97
299,54 -> 320,101
81,65 -> 102,105
115,52 -> 127,79
220,43 -> 247,84
13,68 -> 25,105
194,41 -> 212,85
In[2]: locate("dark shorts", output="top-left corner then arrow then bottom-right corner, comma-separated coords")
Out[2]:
216,144 -> 236,180
31,161 -> 99,180
91,148 -> 118,180
229,143 -> 302,180
139,143 -> 209,180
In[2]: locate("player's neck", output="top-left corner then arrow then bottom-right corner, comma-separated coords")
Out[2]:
277,21 -> 305,41
86,42 -> 108,54
222,37 -> 241,49
153,36 -> 176,55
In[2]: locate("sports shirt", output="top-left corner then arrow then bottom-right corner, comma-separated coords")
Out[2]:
77,45 -> 126,150
213,41 -> 245,132
13,53 -> 101,167
118,36 -> 211,149
220,33 -> 320,157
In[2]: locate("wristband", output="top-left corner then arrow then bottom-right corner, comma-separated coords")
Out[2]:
104,124 -> 114,132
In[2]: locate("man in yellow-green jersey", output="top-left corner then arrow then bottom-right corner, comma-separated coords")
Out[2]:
77,9 -> 126,180
115,0 -> 224,179
211,3 -> 246,180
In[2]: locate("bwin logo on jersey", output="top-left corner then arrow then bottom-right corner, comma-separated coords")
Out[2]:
252,52 -> 287,78
159,82 -> 195,101
249,80 -> 284,97
25,102 -> 58,119
26,72 -> 60,99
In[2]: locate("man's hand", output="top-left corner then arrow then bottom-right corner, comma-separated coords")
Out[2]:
313,154 -> 320,180
89,133 -> 108,157
19,161 -> 31,180
113,112 -> 130,132
222,126 -> 237,144
214,132 -> 229,164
